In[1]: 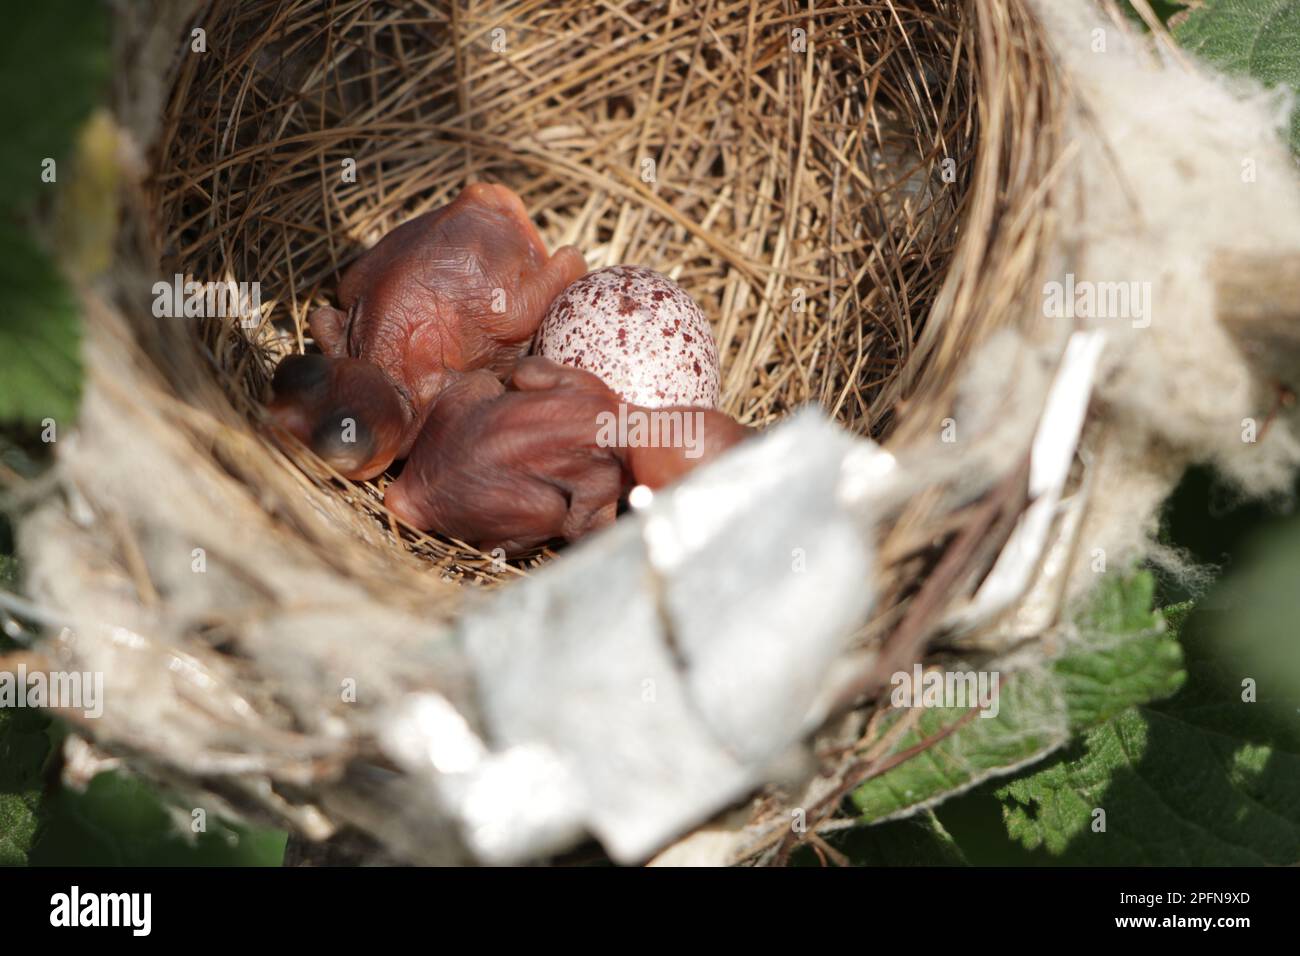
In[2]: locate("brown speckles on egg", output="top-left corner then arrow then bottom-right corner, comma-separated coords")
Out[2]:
533,265 -> 721,408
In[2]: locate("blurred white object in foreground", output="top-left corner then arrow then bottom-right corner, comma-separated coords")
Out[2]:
380,410 -> 884,863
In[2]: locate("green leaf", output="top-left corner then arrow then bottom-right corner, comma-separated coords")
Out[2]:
1122,1 -> 1190,28
851,572 -> 1185,823
0,0 -> 109,208
0,702 -> 51,866
1203,515 -> 1300,707
829,810 -> 969,866
29,770 -> 287,867
0,220 -> 83,425
989,539 -> 1300,864
1175,0 -> 1300,153
1058,577 -> 1188,729
995,703 -> 1299,864
0,544 -> 51,866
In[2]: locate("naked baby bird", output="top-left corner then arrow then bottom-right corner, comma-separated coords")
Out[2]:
384,357 -> 751,554
268,183 -> 587,479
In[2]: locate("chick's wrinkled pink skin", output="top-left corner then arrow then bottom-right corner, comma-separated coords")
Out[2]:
269,183 -> 587,479
384,357 -> 752,554
622,408 -> 751,489
385,358 -> 626,554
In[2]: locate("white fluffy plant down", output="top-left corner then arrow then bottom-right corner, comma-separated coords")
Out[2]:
972,0 -> 1300,594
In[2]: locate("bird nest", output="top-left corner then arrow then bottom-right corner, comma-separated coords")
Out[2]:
150,0 -> 1042,572
17,0 -> 1070,865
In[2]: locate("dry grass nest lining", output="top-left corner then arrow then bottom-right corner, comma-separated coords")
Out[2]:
145,0 -> 1040,584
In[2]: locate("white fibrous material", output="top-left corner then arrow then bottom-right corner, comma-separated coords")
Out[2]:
965,1 -> 1300,596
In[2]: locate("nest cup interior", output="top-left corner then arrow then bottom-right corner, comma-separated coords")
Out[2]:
152,0 -> 975,574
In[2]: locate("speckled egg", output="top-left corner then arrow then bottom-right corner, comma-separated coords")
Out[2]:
533,266 -> 720,408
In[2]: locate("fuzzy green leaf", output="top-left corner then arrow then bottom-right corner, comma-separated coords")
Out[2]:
1122,1 -> 1190,28
0,221 -> 83,425
824,810 -> 970,867
0,548 -> 49,867
996,702 -> 1300,864
991,531 -> 1300,864
29,770 -> 288,866
0,704 -> 50,866
1057,576 -> 1188,728
0,0 -> 109,208
851,572 -> 1185,823
1175,0 -> 1300,152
